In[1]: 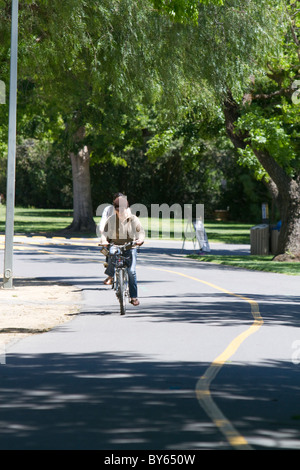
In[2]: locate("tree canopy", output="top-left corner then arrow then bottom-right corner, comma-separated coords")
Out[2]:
0,0 -> 299,255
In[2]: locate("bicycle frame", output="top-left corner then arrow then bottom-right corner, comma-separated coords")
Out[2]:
101,242 -> 135,315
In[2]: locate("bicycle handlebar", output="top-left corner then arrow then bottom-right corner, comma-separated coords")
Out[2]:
98,241 -> 138,249
98,241 -> 143,256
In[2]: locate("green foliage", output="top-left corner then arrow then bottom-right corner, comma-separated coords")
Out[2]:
236,102 -> 299,179
15,139 -> 72,208
89,100 -> 268,222
165,0 -> 287,100
17,0 -> 288,121
151,0 -> 224,23
0,0 -> 294,225
231,1 -> 300,185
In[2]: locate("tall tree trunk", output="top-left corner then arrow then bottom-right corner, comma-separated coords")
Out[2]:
68,145 -> 96,233
275,178 -> 300,258
223,92 -> 300,259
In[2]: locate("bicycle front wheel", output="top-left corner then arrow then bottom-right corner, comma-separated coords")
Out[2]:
117,269 -> 128,315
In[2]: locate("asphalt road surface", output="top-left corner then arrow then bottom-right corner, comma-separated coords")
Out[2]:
0,237 -> 300,450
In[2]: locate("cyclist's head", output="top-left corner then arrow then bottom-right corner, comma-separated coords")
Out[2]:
112,192 -> 125,202
113,195 -> 129,213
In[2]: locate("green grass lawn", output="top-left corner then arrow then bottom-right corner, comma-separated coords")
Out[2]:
139,218 -> 251,243
188,254 -> 300,276
0,206 -> 74,234
202,222 -> 252,244
0,206 -> 251,242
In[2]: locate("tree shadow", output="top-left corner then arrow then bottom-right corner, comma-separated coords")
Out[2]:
134,292 -> 300,327
1,247 -> 300,449
0,352 -> 299,450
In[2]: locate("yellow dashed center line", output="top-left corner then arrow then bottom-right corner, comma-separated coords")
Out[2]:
151,267 -> 263,450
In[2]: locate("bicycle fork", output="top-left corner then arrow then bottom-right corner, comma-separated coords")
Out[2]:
115,268 -> 129,315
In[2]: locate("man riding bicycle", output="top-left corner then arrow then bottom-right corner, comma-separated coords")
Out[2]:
100,195 -> 145,306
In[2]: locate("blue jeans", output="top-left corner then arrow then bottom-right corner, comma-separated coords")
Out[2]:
105,247 -> 138,298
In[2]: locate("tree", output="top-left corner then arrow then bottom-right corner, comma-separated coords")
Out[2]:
3,0 -> 296,247
15,0 -> 170,231
12,0 -> 254,232
222,1 -> 300,258
151,0 -> 299,257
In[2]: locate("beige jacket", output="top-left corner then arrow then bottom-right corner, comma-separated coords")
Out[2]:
100,210 -> 145,245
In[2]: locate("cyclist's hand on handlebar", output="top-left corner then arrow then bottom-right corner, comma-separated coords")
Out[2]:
135,240 -> 144,246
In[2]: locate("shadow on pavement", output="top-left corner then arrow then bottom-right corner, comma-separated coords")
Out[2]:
0,351 -> 299,450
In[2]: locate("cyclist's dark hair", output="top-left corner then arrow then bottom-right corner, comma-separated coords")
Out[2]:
113,192 -> 129,207
112,192 -> 125,201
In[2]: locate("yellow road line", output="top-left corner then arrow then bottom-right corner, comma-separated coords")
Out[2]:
0,245 -> 102,262
151,267 -> 263,450
0,236 -> 98,248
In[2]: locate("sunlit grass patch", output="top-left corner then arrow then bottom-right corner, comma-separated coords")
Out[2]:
188,254 -> 300,276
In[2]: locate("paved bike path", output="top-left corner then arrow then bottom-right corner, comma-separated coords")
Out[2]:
0,239 -> 300,449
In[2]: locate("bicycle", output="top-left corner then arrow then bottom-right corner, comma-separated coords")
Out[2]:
100,242 -> 136,315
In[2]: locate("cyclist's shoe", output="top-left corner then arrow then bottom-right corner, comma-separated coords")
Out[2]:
130,298 -> 140,306
104,276 -> 113,285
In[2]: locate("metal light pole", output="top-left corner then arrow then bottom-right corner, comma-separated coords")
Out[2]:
3,0 -> 19,289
